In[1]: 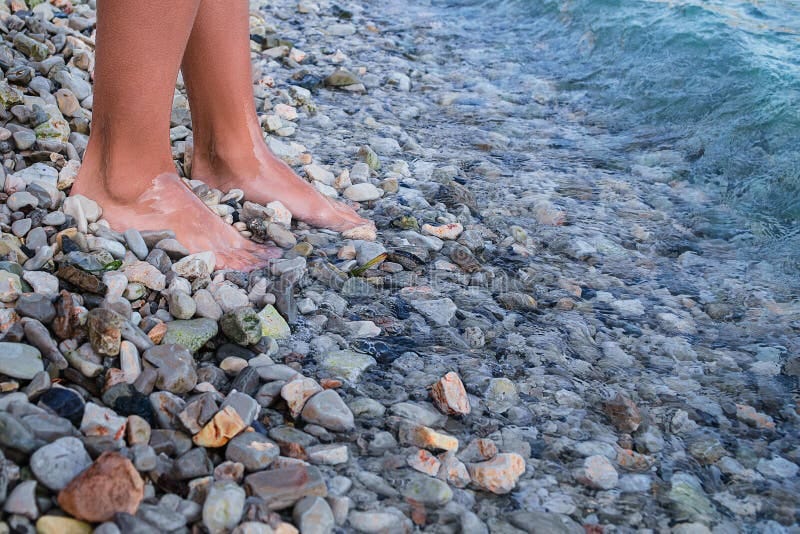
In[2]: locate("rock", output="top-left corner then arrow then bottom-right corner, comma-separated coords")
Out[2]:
421,222 -> 463,240
220,390 -> 260,426
307,444 -> 349,465
408,449 -> 441,476
221,307 -> 263,345
80,402 -> 127,439
0,342 -> 43,379
57,452 -> 145,523
301,389 -> 355,432
293,496 -> 335,534
167,290 -> 196,320
87,307 -> 124,356
318,350 -> 376,382
162,318 -> 219,353
431,372 -> 470,415
281,377 -> 323,418
35,516 -> 92,534
172,251 -> 215,279
438,451 -> 471,488
507,511 -> 584,534
7,190 -> 38,211
225,432 -> 279,471
467,453 -> 526,494
341,224 -> 377,241
124,261 -> 166,291
39,386 -> 85,426
203,482 -> 246,534
397,421 -> 459,452
143,344 -> 198,394
324,68 -> 360,87
304,163 -> 335,185
245,465 -> 327,510
401,472 -> 452,505
22,270 -> 59,296
0,270 -> 22,302
257,304 -> 291,339
756,456 -> 799,479
193,406 -> 247,447
408,297 -> 457,326
194,289 -> 223,320
344,183 -> 382,202
4,479 -> 37,519
30,436 -> 92,491
484,377 -> 519,414
668,473 -> 718,523
604,393 -> 642,433
577,455 -> 618,490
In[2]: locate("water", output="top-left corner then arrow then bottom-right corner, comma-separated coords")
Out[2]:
435,0 -> 800,274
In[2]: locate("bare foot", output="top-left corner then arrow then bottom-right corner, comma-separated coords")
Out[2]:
191,142 -> 374,233
71,172 -> 281,271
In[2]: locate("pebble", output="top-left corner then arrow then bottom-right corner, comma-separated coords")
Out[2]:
57,452 -> 144,523
431,372 -> 471,415
467,453 -> 525,494
301,389 -> 355,432
293,496 -> 335,534
0,342 -> 43,379
203,482 -> 246,534
30,437 -> 93,491
245,465 -> 327,510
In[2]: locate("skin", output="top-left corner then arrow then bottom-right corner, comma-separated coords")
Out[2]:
71,0 -> 372,271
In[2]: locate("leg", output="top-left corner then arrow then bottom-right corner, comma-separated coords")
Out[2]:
70,0 -> 279,270
181,0 -> 372,232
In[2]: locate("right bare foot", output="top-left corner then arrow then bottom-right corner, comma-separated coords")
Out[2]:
71,172 -> 281,271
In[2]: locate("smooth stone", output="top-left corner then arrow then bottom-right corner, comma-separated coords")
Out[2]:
245,465 -> 327,510
293,496 -> 335,534
220,307 -> 262,346
0,342 -> 43,379
162,318 -> 219,353
143,344 -> 198,394
203,482 -> 246,534
15,293 -> 56,323
318,350 -> 376,382
257,304 -> 290,339
301,389 -> 355,432
123,229 -> 149,260
57,452 -> 145,523
30,436 -> 92,491
3,479 -> 38,519
225,432 -> 279,472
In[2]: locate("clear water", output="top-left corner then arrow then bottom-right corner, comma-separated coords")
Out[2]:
436,0 -> 800,273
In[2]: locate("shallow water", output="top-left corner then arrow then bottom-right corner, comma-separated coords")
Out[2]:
429,0 -> 800,278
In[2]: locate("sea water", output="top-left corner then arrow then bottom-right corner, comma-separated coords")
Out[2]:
437,0 -> 800,277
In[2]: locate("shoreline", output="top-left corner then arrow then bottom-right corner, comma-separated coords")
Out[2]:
0,0 -> 798,532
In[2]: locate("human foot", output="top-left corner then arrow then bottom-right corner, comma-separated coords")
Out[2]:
191,142 -> 374,233
70,172 -> 281,271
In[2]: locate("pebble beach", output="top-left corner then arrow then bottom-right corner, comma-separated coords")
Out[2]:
0,0 -> 798,533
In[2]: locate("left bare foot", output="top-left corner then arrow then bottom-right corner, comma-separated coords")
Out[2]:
191,138 -> 374,233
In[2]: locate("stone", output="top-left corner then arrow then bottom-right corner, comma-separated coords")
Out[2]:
80,402 -> 127,439
577,455 -> 618,490
508,511 -> 584,534
168,290 -> 196,320
203,482 -> 246,534
408,449 -> 441,476
4,479 -> 37,519
220,390 -> 260,426
15,293 -> 55,323
307,444 -> 349,465
123,229 -> 148,260
301,389 -> 355,432
438,451 -> 471,488
431,371 -> 470,415
86,307 -> 124,356
143,344 -> 198,394
304,163 -> 335,185
668,473 -> 718,523
172,251 -> 215,279
7,191 -> 38,211
30,436 -> 92,491
245,465 -> 327,510
293,496 -> 335,534
57,452 -> 145,523
756,456 -> 799,479
225,432 -> 279,472
257,304 -> 291,339
162,318 -> 219,353
0,342 -> 43,379
604,393 -> 642,433
281,377 -> 323,418
484,377 -> 519,414
22,270 -> 59,296
459,439 -> 498,463
467,453 -> 526,494
409,297 -> 457,326
0,270 -> 22,302
735,404 -> 775,429
401,472 -> 453,506
421,222 -> 463,240
193,406 -> 247,447
39,386 -> 85,426
221,307 -> 263,345
397,421 -> 459,452
124,261 -> 166,291
35,516 -> 92,534
194,289 -> 223,320
343,183 -> 382,202
318,350 -> 376,382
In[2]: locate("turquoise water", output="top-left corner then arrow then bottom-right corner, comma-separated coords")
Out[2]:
442,0 -> 800,270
